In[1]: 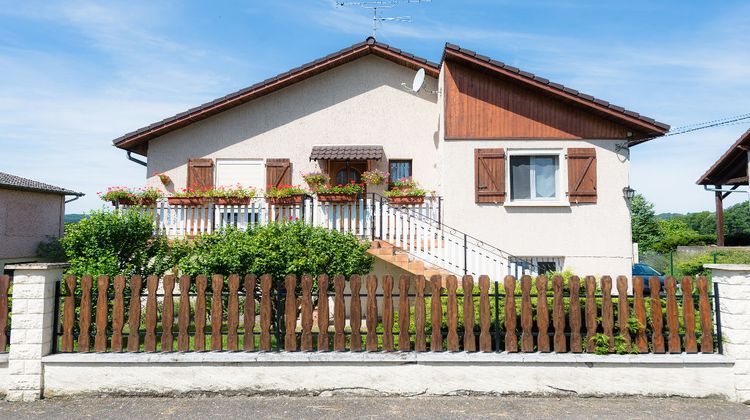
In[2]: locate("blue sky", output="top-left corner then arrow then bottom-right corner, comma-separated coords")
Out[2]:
1,0 -> 749,214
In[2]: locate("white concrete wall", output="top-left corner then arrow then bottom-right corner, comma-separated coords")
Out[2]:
0,355 -> 8,395
41,352 -> 735,399
439,139 -> 632,277
0,189 -> 65,261
145,55 -> 439,194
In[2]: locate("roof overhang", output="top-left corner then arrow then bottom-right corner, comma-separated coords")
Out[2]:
310,145 -> 384,161
113,37 -> 440,156
441,45 -> 670,145
697,129 -> 750,186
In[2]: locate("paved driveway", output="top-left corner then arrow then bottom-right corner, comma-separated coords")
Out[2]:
0,396 -> 747,419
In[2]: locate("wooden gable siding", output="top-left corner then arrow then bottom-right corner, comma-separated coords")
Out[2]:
444,61 -> 633,140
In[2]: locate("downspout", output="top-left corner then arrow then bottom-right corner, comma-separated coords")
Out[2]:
127,151 -> 147,167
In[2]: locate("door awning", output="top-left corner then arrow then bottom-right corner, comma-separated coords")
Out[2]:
310,145 -> 384,161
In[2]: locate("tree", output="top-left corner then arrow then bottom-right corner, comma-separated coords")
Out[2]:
630,194 -> 661,252
652,218 -> 714,253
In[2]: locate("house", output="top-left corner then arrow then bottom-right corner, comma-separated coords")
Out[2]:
696,128 -> 750,246
112,37 -> 668,279
0,172 -> 83,273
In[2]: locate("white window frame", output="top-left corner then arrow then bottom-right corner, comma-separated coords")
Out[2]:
214,158 -> 266,190
505,148 -> 568,207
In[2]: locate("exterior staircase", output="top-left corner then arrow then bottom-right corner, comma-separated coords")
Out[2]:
368,239 -> 455,279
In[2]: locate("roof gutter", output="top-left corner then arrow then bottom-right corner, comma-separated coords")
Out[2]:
127,151 -> 147,167
65,193 -> 83,204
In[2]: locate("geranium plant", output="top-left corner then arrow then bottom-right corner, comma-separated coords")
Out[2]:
362,169 -> 389,186
210,185 -> 256,199
384,178 -> 428,197
265,185 -> 308,198
138,187 -> 163,204
153,171 -> 171,186
302,172 -> 330,190
172,187 -> 212,198
315,182 -> 365,195
100,187 -> 137,204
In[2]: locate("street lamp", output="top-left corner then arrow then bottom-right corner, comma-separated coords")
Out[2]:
623,186 -> 636,200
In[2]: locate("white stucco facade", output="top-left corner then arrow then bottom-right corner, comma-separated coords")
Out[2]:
140,54 -> 634,277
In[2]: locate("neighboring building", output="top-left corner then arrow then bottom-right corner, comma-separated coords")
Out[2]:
0,172 -> 83,273
696,128 -> 750,246
112,37 -> 668,278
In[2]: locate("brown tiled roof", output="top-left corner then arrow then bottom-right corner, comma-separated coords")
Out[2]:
0,172 -> 83,196
113,37 -> 670,154
113,37 -> 439,155
442,43 -> 670,144
696,128 -> 750,185
310,145 -> 384,161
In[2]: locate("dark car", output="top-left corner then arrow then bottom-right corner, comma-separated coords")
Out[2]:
632,263 -> 666,294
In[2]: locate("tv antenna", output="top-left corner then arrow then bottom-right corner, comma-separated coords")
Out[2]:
335,1 -> 431,38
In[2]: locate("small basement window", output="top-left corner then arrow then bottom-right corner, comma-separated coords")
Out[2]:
509,154 -> 559,201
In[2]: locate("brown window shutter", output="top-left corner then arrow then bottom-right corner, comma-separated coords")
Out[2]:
265,158 -> 292,188
475,148 -> 506,204
566,148 -> 597,204
187,158 -> 214,191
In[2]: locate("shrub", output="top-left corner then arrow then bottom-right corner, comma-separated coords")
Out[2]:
177,222 -> 373,288
60,209 -> 174,278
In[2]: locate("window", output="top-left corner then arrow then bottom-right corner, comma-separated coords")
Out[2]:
509,155 -> 559,201
335,168 -> 361,185
389,160 -> 412,186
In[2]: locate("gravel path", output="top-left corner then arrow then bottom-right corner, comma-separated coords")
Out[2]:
0,395 -> 748,419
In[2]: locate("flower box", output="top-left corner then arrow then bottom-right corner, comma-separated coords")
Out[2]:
168,197 -> 208,206
387,195 -> 425,205
215,197 -> 252,206
111,197 -> 137,206
266,194 -> 305,206
317,193 -> 357,203
139,198 -> 157,207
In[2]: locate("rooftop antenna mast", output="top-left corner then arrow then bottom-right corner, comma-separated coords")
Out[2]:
335,1 -> 431,38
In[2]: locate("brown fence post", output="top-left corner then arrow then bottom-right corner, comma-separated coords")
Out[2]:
430,275 -> 443,352
127,275 -> 143,352
398,275 -> 411,351
584,276 -> 597,353
317,274 -> 329,352
536,275 -> 550,352
300,274 -> 314,352
366,275 -> 379,352
350,275 -> 362,351
462,275 -> 476,352
478,275 -> 491,352
111,275 -> 126,353
333,275 -> 345,351
633,276 -> 648,353
616,276 -> 631,348
664,276 -> 681,353
601,276 -> 614,352
195,275 -> 208,352
414,275 -> 427,352
211,274 -> 224,351
227,274 -> 240,351
161,275 -> 175,352
178,275 -> 191,352
569,276 -> 582,353
77,275 -> 93,352
650,276 -> 665,353
61,275 -> 76,352
446,275 -> 459,352
382,275 -> 394,352
552,275 -> 566,353
504,275 -> 518,353
520,275 -> 533,352
244,275 -> 257,352
681,276 -> 698,353
284,274 -> 297,352
697,276 -> 713,353
144,275 -> 158,352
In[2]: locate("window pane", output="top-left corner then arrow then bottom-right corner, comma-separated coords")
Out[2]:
389,161 -> 411,182
510,156 -> 531,200
534,156 -> 557,198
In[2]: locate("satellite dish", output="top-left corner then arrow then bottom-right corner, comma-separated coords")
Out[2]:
411,68 -> 425,92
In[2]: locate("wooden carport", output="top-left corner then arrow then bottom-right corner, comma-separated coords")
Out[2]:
696,129 -> 750,246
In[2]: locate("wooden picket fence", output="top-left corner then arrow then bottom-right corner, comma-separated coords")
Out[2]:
55,273 -> 720,354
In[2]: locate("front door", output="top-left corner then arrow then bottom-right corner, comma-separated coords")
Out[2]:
328,160 -> 367,185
